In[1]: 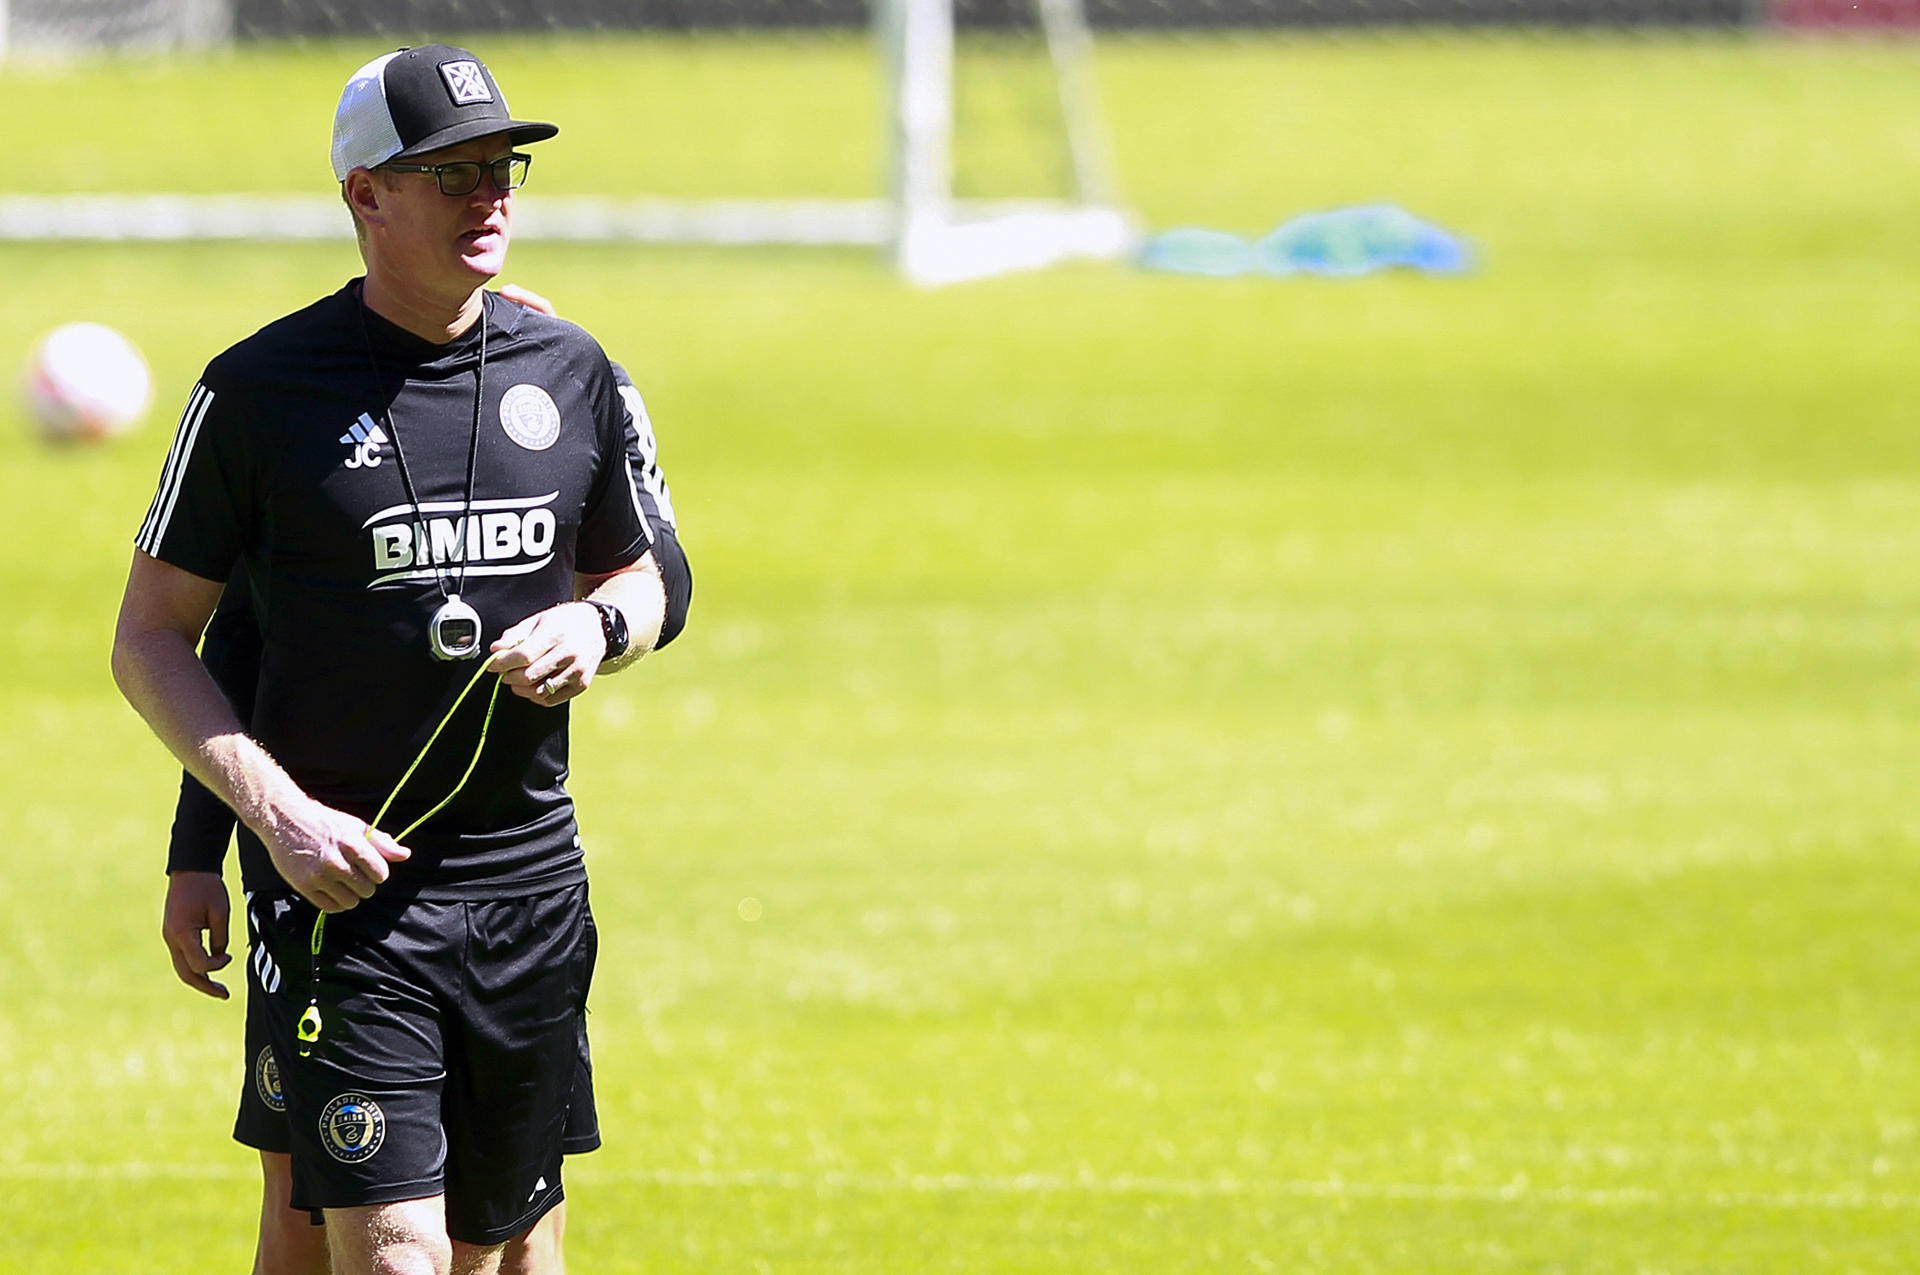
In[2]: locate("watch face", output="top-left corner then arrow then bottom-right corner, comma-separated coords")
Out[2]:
430,598 -> 484,661
435,616 -> 480,652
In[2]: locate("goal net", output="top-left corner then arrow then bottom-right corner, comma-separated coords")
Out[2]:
0,0 -> 1138,287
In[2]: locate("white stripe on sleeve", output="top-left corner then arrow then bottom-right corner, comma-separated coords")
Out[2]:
136,383 -> 215,555
618,383 -> 678,532
623,453 -> 656,550
135,383 -> 207,547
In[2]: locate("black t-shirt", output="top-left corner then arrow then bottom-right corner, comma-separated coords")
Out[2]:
162,358 -> 693,878
136,281 -> 651,898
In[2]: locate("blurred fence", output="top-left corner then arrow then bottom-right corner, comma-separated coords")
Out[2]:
7,0 -> 1919,40
221,0 -> 1750,30
234,0 -> 1920,29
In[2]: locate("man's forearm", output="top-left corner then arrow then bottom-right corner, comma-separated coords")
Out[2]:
167,774 -> 238,875
115,579 -> 409,913
165,584 -> 262,875
581,552 -> 666,675
112,625 -> 313,842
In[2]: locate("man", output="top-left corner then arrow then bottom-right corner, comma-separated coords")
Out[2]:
113,45 -> 662,1275
160,285 -> 692,1275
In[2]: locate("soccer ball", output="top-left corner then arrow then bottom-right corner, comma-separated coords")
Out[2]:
23,322 -> 153,442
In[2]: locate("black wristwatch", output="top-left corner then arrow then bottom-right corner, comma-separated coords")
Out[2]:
585,600 -> 630,663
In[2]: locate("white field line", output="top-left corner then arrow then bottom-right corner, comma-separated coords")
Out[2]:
5,1161 -> 1919,1212
0,195 -> 893,244
0,195 -> 1138,260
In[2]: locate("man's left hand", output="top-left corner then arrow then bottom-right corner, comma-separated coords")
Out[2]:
487,602 -> 605,707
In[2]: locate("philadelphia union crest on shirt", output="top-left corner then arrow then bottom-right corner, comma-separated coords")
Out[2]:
319,1093 -> 387,1163
499,383 -> 561,451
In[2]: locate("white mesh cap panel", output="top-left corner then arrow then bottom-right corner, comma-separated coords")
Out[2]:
330,51 -> 403,180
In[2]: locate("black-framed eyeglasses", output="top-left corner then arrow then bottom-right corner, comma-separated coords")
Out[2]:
379,153 -> 532,197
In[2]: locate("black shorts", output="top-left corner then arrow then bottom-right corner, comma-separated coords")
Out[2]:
236,903 -> 601,1158
239,883 -> 597,1245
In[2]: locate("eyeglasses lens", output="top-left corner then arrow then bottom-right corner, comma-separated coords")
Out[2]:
432,157 -> 529,196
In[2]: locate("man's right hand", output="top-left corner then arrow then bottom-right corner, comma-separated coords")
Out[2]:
258,798 -> 411,913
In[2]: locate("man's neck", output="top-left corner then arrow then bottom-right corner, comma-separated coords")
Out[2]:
360,270 -> 485,344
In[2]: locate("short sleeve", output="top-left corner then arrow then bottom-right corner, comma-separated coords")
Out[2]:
610,361 -> 679,535
575,355 -> 654,576
133,377 -> 251,582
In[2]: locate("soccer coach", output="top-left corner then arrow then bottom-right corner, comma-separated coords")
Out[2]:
112,45 -> 664,1275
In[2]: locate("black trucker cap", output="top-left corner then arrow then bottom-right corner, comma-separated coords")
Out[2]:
330,44 -> 558,181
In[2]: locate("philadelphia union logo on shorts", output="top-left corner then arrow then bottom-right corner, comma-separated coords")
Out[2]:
499,383 -> 561,451
254,1046 -> 285,1113
319,1093 -> 387,1164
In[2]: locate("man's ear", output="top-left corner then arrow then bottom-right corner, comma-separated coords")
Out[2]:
344,169 -> 387,231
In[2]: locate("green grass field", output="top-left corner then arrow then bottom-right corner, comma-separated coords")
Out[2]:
3,29 -> 1920,1273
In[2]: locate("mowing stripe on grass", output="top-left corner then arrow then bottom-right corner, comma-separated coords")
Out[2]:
6,1162 -> 1917,1212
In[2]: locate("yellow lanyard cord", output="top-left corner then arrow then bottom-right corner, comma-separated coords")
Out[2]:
298,661 -> 503,1057
373,659 -> 504,843
374,656 -> 503,844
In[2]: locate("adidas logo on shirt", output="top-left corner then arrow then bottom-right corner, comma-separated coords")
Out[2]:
341,413 -> 390,469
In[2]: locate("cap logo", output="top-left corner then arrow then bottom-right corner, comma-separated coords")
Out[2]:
439,61 -> 493,106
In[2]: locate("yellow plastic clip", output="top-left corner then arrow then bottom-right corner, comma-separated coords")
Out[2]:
298,913 -> 327,1057
297,1003 -> 323,1057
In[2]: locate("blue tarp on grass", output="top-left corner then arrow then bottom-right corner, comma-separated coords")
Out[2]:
1139,204 -> 1474,278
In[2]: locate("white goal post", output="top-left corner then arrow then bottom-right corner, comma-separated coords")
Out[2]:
0,0 -> 1139,286
884,0 -> 1137,284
